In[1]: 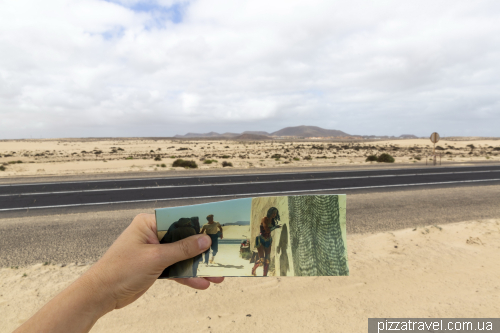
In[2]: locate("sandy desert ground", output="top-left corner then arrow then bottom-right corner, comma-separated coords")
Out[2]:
1,138 -> 499,177
1,218 -> 498,333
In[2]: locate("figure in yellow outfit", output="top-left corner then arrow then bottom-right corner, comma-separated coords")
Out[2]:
200,214 -> 223,265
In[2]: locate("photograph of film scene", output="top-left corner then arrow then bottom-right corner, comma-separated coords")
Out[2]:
155,194 -> 348,278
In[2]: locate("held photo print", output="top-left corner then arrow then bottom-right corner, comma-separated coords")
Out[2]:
156,194 -> 348,278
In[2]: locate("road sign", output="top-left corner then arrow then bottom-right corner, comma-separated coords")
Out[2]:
430,132 -> 440,166
430,132 -> 440,143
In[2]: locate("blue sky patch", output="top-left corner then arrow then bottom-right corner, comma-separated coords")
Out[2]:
105,0 -> 187,25
100,26 -> 126,40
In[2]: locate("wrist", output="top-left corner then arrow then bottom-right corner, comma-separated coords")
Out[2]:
14,269 -> 116,333
77,268 -> 117,317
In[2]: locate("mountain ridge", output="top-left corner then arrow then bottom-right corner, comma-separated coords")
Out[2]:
271,125 -> 350,137
175,126 -> 418,139
176,126 -> 351,138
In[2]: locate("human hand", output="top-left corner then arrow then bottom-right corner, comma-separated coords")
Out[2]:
83,213 -> 224,311
14,213 -> 223,333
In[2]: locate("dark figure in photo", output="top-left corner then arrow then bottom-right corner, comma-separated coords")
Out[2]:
190,216 -> 201,234
190,216 -> 203,276
276,224 -> 289,276
159,218 -> 197,278
252,207 -> 281,276
200,214 -> 223,265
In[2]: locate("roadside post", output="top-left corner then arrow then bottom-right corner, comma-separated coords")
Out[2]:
430,132 -> 440,166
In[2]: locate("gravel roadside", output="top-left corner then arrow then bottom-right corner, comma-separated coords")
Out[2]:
2,161 -> 499,184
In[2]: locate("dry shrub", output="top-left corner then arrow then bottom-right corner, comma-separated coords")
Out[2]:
172,159 -> 198,168
377,153 -> 395,163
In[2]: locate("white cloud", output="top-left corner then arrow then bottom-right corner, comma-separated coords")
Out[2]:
0,0 -> 499,138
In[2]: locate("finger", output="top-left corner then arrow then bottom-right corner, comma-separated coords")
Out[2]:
203,277 -> 224,284
172,277 -> 210,290
141,213 -> 157,232
132,213 -> 156,231
129,213 -> 159,244
158,234 -> 211,267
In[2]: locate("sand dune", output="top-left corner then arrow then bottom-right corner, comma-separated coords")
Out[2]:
218,225 -> 250,240
1,138 -> 499,177
1,218 -> 498,332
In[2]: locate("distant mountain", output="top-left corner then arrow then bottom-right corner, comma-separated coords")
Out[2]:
175,132 -> 239,138
235,134 -> 271,140
174,132 -> 217,138
242,131 -> 270,136
223,221 -> 250,226
175,126 -> 351,138
271,126 -> 350,137
174,128 -> 420,139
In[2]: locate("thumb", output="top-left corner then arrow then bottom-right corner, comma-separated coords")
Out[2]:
157,234 -> 211,268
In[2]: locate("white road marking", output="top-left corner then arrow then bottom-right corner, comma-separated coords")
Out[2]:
0,170 -> 498,197
1,178 -> 499,211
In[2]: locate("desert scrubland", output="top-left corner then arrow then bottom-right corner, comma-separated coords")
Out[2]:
1,138 -> 499,177
1,218 -> 498,332
1,138 -> 499,332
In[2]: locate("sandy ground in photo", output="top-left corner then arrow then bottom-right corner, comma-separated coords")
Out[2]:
197,244 -> 255,277
1,138 -> 499,177
1,218 -> 498,333
218,225 -> 250,239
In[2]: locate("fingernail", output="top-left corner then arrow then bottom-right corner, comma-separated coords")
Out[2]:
198,235 -> 210,250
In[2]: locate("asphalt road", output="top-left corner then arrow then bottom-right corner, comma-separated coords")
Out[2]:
1,165 -> 500,212
1,184 -> 499,267
1,164 -> 500,267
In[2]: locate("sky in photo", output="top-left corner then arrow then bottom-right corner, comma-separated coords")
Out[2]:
1,0 -> 499,139
156,197 -> 252,230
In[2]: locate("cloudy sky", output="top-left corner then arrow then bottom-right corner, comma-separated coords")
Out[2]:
1,0 -> 499,139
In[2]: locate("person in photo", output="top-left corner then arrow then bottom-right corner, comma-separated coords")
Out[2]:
190,216 -> 203,276
252,207 -> 281,276
200,214 -> 223,265
160,218 -> 197,278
